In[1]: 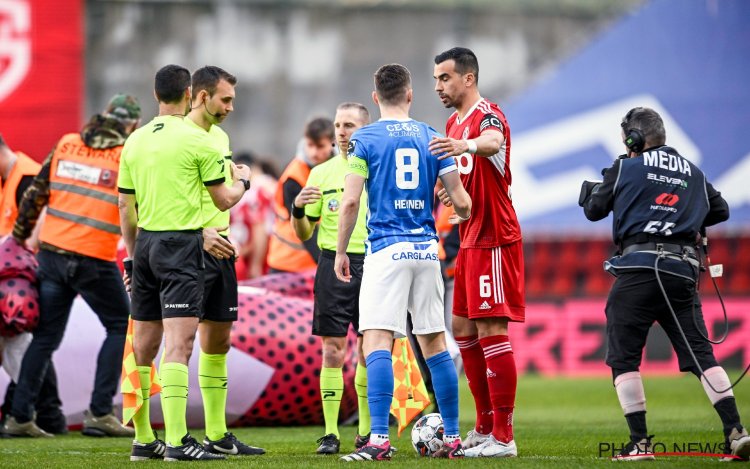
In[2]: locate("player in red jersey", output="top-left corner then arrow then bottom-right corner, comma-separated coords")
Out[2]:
429,47 -> 525,458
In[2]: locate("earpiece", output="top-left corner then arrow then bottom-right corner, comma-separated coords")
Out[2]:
203,99 -> 223,119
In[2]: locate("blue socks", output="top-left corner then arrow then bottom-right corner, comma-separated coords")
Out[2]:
366,349 -> 459,438
426,351 -> 460,436
365,350 -> 393,436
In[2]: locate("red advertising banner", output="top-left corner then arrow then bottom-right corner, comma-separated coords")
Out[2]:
0,0 -> 82,161
513,298 -> 750,376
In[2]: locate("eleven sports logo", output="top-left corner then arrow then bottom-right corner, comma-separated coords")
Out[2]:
0,1 -> 30,102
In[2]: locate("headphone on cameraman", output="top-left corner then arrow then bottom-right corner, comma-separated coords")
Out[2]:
621,108 -> 646,153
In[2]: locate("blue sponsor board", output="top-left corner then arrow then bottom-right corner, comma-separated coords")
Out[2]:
504,0 -> 750,233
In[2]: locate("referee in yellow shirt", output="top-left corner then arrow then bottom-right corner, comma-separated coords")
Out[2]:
183,65 -> 264,456
118,64 -> 250,461
291,102 -> 371,454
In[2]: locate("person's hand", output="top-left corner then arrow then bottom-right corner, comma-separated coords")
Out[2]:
203,226 -> 236,259
448,213 -> 470,225
578,180 -> 601,207
123,258 -> 133,292
429,136 -> 467,160
334,253 -> 351,283
294,186 -> 322,208
231,162 -> 252,182
122,270 -> 132,293
437,187 -> 453,207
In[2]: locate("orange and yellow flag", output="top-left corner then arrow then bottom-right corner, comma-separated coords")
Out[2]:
390,337 -> 431,436
120,317 -> 161,424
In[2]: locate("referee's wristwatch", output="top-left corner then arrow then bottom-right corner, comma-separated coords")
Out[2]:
240,178 -> 251,191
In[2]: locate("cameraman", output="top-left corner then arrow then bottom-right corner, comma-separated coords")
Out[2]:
579,107 -> 748,461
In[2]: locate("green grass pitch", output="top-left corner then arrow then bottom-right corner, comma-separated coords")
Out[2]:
1,374 -> 748,467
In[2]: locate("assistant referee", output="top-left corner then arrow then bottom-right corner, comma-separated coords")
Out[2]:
291,102 -> 371,454
118,64 -> 250,462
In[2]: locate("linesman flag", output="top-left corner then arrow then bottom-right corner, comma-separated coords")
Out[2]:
120,317 -> 161,424
390,337 -> 431,436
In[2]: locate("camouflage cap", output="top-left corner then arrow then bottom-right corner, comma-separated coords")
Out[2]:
104,93 -> 141,121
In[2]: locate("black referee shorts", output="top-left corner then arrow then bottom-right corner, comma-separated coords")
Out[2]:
312,249 -> 364,337
604,269 -> 718,376
131,230 -> 205,321
202,247 -> 238,322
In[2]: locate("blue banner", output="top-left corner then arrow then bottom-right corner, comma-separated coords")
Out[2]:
505,0 -> 750,234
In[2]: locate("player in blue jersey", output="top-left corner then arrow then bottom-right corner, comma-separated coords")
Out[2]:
334,63 -> 472,461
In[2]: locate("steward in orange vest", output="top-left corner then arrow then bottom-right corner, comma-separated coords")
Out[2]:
0,136 -> 40,236
5,94 -> 141,438
12,96 -> 140,261
267,117 -> 335,273
267,157 -> 316,272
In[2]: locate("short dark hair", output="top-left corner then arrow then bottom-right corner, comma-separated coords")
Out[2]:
154,65 -> 191,104
336,102 -> 370,124
259,159 -> 280,179
232,151 -> 256,167
192,65 -> 237,97
622,107 -> 666,147
232,151 -> 279,178
434,47 -> 480,84
0,134 -> 6,148
304,117 -> 334,142
374,64 -> 411,106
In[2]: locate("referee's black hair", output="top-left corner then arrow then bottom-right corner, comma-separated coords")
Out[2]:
154,64 -> 191,104
192,65 -> 237,97
435,47 -> 479,84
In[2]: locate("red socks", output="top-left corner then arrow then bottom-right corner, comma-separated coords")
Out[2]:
455,336 -> 493,434
480,335 -> 517,443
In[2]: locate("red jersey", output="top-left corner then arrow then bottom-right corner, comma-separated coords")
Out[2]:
445,98 -> 522,248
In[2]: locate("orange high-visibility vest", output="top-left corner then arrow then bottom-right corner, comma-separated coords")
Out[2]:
39,133 -> 122,261
266,158 -> 317,272
436,205 -> 456,277
0,152 -> 41,236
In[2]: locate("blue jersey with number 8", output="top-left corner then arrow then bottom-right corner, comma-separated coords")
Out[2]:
347,118 -> 458,253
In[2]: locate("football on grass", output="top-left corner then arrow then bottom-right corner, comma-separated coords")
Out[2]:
411,413 -> 444,456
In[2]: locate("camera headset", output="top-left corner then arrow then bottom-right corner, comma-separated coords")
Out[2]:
621,108 -> 646,154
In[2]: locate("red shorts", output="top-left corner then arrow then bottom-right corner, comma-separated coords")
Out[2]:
452,241 -> 526,322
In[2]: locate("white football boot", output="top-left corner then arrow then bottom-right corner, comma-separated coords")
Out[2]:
464,435 -> 517,458
463,429 -> 490,449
